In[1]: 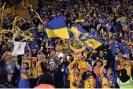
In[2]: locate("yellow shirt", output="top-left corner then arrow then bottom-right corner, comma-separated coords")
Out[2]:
116,58 -> 132,76
84,75 -> 95,88
68,60 -> 78,81
78,60 -> 88,75
125,60 -> 132,76
69,74 -> 82,88
83,50 -> 88,59
30,57 -> 37,78
30,66 -> 37,78
37,61 -> 44,76
73,48 -> 84,61
21,70 -> 30,79
102,77 -> 110,88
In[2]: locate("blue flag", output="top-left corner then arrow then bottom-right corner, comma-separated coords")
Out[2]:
45,15 -> 69,39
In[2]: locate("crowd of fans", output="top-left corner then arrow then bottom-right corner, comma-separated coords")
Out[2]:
0,0 -> 133,88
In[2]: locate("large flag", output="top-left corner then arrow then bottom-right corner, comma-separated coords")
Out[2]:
70,25 -> 103,51
45,15 -> 69,39
71,26 -> 88,37
70,26 -> 95,41
12,42 -> 26,56
78,33 -> 90,41
84,37 -> 104,51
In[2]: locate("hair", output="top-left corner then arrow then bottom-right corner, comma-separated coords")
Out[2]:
31,61 -> 36,67
106,67 -> 112,72
104,65 -> 110,70
120,69 -> 127,76
24,62 -> 29,67
93,59 -> 103,67
39,74 -> 54,85
72,62 -> 78,69
68,54 -> 74,62
24,62 -> 29,70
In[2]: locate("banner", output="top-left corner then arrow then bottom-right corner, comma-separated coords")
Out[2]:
12,42 -> 26,56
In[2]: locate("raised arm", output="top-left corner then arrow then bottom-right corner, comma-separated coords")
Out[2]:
69,38 -> 74,51
15,59 -> 21,71
27,43 -> 32,57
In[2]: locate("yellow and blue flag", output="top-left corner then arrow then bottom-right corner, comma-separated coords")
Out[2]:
78,33 -> 95,41
84,37 -> 104,51
71,26 -> 88,37
67,25 -> 75,38
45,15 -> 69,39
78,34 -> 89,40
71,26 -> 95,41
70,25 -> 103,51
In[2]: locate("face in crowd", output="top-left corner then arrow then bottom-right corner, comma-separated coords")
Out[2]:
107,68 -> 113,76
96,60 -> 102,67
49,63 -> 57,71
74,68 -> 80,76
23,62 -> 29,70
